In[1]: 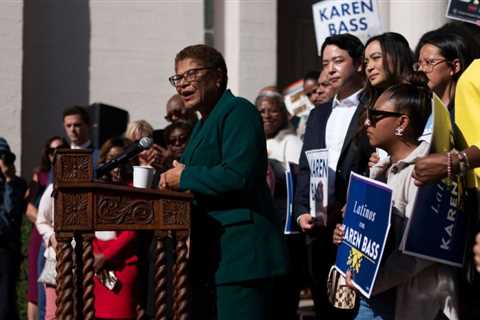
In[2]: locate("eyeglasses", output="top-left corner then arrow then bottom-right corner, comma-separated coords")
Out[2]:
168,67 -> 213,87
413,59 -> 449,73
167,135 -> 189,146
366,108 -> 404,125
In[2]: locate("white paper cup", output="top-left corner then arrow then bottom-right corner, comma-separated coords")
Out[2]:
133,165 -> 155,188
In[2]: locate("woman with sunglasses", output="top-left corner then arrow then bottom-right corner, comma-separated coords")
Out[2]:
24,136 -> 67,320
160,44 -> 286,319
360,32 -> 415,166
335,76 -> 460,319
163,123 -> 192,164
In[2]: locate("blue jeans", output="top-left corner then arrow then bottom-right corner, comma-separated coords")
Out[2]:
37,242 -> 46,320
354,291 -> 395,320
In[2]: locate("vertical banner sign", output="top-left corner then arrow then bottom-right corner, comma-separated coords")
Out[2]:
312,0 -> 382,54
306,149 -> 328,226
335,172 -> 392,298
446,0 -> 480,25
400,95 -> 466,267
284,163 -> 299,234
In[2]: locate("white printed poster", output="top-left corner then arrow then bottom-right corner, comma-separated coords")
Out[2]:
312,0 -> 383,55
306,149 -> 329,226
284,80 -> 314,118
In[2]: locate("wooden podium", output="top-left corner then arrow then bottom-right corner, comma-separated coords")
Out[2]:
53,149 -> 192,320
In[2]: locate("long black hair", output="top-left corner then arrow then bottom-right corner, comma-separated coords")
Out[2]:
363,32 -> 415,109
39,136 -> 68,171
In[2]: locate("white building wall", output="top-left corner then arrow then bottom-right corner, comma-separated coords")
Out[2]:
89,1 -> 204,130
0,1 -> 23,171
222,0 -> 277,102
379,0 -> 448,49
4,0 -> 453,177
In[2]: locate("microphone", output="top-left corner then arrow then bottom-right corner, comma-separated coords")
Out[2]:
95,136 -> 153,178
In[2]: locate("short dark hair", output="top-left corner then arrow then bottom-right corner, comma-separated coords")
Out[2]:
175,44 -> 228,92
321,34 -> 364,65
439,21 -> 480,59
63,106 -> 90,125
303,70 -> 321,82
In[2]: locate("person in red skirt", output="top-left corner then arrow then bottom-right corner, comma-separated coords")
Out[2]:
93,137 -> 139,320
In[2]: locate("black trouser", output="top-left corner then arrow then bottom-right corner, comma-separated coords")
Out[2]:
306,230 -> 354,320
272,234 -> 309,320
0,248 -> 20,320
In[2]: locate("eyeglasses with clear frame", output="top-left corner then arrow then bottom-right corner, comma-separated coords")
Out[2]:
168,67 -> 213,87
413,59 -> 449,73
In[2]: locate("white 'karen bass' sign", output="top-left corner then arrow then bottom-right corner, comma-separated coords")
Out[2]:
312,0 -> 383,54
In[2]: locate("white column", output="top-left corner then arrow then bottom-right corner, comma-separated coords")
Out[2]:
386,0 -> 448,48
89,1 -> 204,129
0,1 -> 23,172
221,0 -> 277,102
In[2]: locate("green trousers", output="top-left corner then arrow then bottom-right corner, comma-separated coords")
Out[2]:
192,278 -> 274,320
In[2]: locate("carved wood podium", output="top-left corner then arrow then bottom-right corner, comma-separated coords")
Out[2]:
53,149 -> 192,320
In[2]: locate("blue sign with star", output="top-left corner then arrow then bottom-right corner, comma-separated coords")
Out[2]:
335,172 -> 392,298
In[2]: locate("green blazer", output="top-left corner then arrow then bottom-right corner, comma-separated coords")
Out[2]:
179,90 -> 287,285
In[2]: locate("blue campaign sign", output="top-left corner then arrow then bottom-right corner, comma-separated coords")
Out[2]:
335,172 -> 392,298
401,180 -> 466,267
400,94 -> 466,267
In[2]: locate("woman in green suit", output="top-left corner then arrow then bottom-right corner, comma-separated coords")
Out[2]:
160,44 -> 287,319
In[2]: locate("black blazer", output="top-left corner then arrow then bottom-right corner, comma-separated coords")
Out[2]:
294,96 -> 373,224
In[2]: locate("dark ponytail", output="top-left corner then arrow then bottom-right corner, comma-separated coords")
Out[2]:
382,72 -> 432,139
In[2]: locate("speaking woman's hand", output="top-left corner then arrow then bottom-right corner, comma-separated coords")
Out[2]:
160,160 -> 185,190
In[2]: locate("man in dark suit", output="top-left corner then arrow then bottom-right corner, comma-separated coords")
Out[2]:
63,105 -> 93,149
62,105 -> 100,166
294,34 -> 373,319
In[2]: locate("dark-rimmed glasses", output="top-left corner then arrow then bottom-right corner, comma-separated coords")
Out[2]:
168,67 -> 213,87
413,59 -> 449,73
366,108 -> 404,125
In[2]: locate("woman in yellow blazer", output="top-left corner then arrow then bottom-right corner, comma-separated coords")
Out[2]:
160,44 -> 287,320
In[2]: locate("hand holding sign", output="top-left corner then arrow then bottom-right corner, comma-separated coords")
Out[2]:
335,172 -> 392,298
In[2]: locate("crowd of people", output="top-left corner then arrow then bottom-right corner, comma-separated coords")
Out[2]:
1,20 -> 480,320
